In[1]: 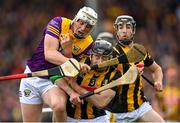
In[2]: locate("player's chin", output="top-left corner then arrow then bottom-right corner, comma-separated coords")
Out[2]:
78,30 -> 89,37
97,67 -> 107,72
78,33 -> 87,38
74,33 -> 84,38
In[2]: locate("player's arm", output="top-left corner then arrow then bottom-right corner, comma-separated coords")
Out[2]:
53,77 -> 82,104
44,34 -> 70,65
44,17 -> 73,65
147,61 -> 163,91
59,33 -> 74,58
84,89 -> 116,109
55,77 -> 75,95
70,80 -> 115,109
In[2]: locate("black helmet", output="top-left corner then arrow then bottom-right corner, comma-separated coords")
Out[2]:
114,15 -> 136,31
92,40 -> 113,56
114,15 -> 136,45
96,32 -> 115,46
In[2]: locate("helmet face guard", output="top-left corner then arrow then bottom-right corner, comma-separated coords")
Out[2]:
75,7 -> 97,26
91,40 -> 113,71
114,15 -> 136,31
114,15 -> 136,45
72,6 -> 98,38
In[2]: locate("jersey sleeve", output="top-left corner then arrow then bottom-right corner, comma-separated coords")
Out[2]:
144,51 -> 154,67
45,17 -> 62,39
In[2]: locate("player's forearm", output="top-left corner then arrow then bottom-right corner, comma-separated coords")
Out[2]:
148,62 -> 163,83
70,82 -> 88,95
70,81 -> 115,108
55,78 -> 75,96
86,91 -> 115,109
44,50 -> 69,65
61,46 -> 72,58
44,34 -> 70,65
152,65 -> 163,83
75,86 -> 115,109
62,50 -> 72,58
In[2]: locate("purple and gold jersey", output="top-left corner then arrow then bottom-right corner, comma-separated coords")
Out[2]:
27,17 -> 93,72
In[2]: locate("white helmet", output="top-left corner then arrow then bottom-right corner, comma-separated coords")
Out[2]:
75,6 -> 98,26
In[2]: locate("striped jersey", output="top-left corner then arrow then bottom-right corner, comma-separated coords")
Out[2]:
27,17 -> 93,72
67,57 -> 121,119
106,43 -> 154,113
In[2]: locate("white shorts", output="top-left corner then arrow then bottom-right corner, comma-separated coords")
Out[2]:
19,66 -> 57,104
67,115 -> 110,123
106,102 -> 152,122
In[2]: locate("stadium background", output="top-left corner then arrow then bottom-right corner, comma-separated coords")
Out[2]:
0,0 -> 179,121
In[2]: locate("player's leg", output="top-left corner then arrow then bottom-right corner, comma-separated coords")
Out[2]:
20,103 -> 43,122
138,109 -> 164,122
19,67 -> 44,122
42,86 -> 68,122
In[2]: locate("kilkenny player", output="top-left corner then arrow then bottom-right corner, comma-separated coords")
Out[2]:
51,40 -> 121,122
105,15 -> 164,122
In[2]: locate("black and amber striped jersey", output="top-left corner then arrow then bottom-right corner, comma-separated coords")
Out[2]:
67,57 -> 121,119
106,43 -> 154,113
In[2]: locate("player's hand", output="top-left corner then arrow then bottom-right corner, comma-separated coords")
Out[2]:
60,33 -> 74,56
154,81 -> 163,92
69,92 -> 83,105
80,63 -> 91,73
60,33 -> 74,48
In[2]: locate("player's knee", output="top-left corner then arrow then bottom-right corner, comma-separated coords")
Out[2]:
51,101 -> 66,113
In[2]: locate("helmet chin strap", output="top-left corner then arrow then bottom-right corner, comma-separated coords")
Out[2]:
96,67 -> 108,72
116,35 -> 134,47
119,39 -> 133,45
73,33 -> 84,39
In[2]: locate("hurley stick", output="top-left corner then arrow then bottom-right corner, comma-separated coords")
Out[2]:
0,58 -> 80,81
80,65 -> 138,99
91,43 -> 146,70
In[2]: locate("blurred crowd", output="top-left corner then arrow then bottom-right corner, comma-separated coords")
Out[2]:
0,0 -> 179,121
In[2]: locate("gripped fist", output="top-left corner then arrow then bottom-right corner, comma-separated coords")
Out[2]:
154,81 -> 163,92
69,92 -> 83,105
60,33 -> 74,50
80,63 -> 91,73
60,33 -> 74,56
